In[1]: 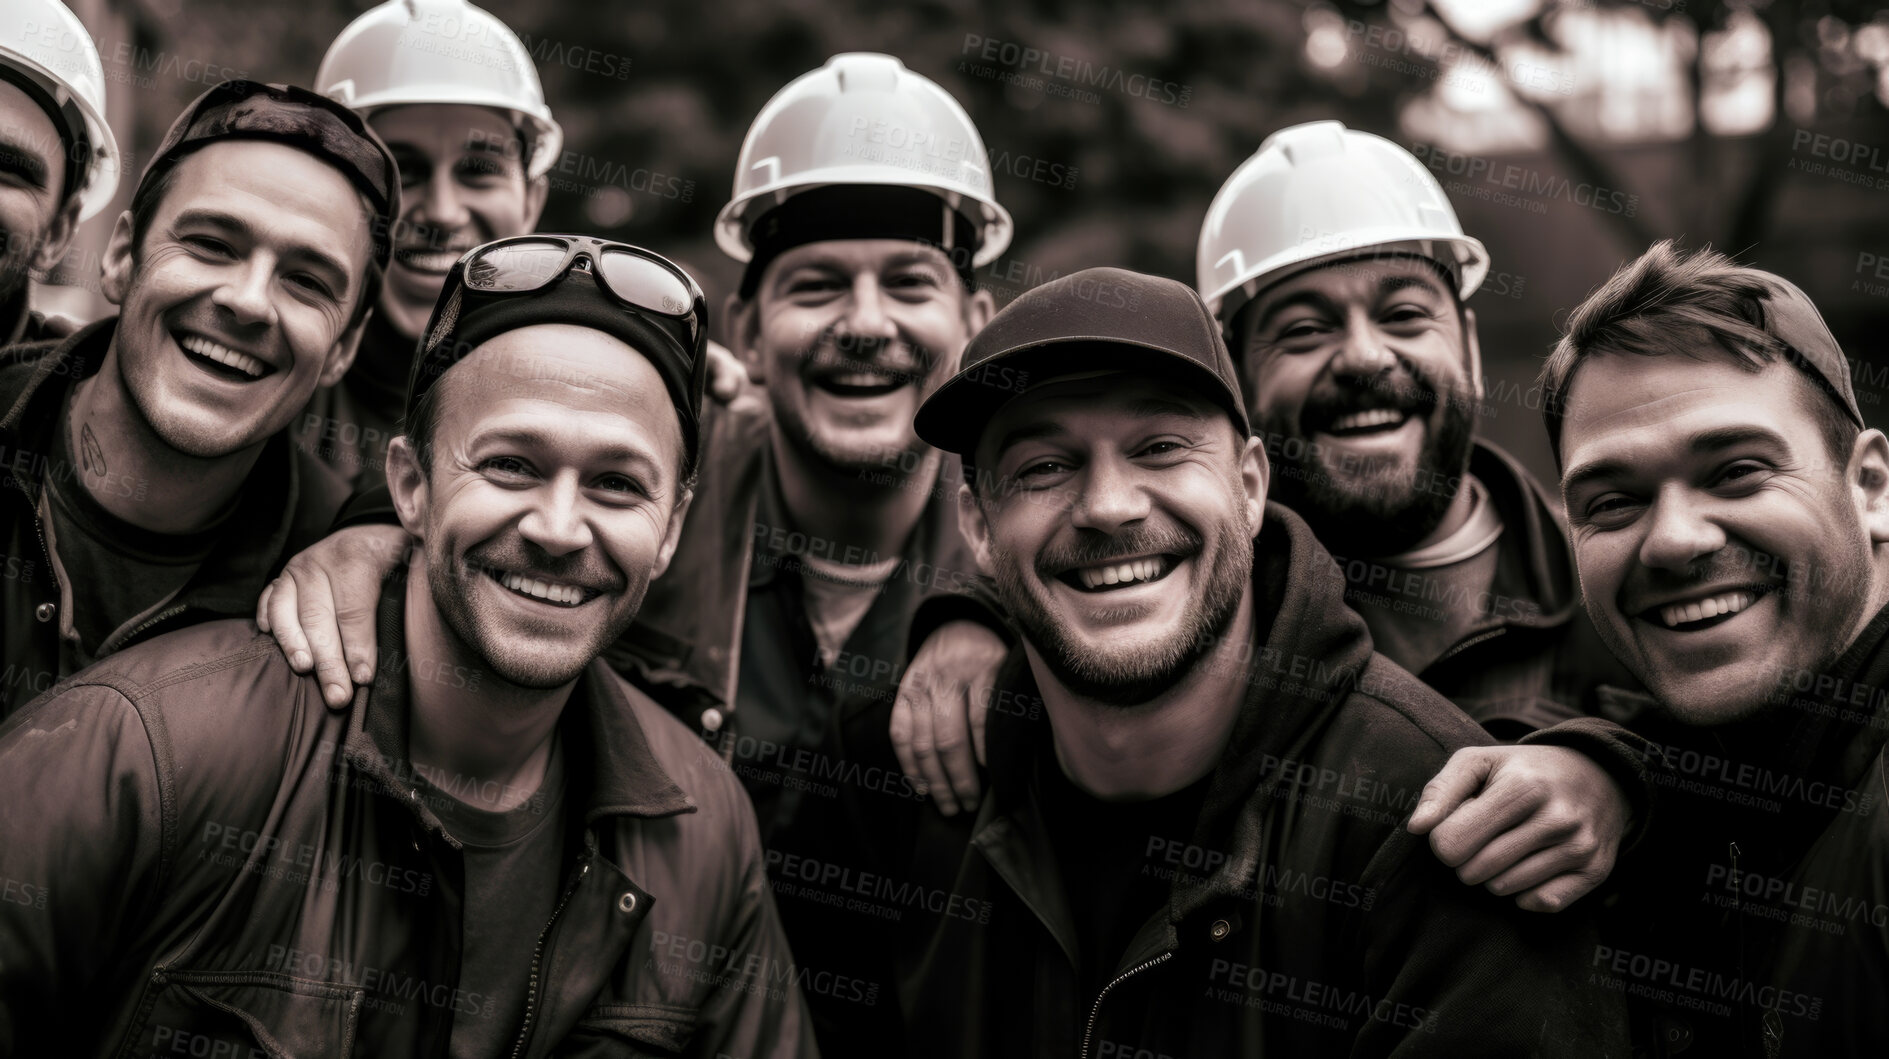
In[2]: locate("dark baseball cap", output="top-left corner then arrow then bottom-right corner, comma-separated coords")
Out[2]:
914,266 -> 1252,458
1755,271 -> 1864,427
137,80 -> 400,270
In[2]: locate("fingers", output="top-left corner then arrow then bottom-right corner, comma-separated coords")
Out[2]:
1450,810 -> 1582,887
1513,867 -> 1609,914
907,686 -> 962,817
1426,779 -> 1542,872
1481,834 -> 1608,904
705,341 -> 745,404
968,680 -> 989,768
1407,747 -> 1495,835
937,682 -> 983,812
264,575 -> 314,674
296,566 -> 355,710
256,578 -> 275,633
890,685 -> 921,790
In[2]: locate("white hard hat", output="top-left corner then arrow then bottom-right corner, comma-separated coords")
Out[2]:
317,0 -> 563,178
1197,120 -> 1489,328
0,0 -> 121,220
715,52 -> 1013,266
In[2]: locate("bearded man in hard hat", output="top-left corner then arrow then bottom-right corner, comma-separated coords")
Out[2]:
253,52 -> 1009,1057
295,0 -> 558,490
0,0 -> 120,343
892,120 -> 1650,917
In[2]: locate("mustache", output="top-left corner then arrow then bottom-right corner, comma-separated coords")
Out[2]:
1037,523 -> 1203,577
462,540 -> 624,594
794,322 -> 938,382
1300,365 -> 1443,430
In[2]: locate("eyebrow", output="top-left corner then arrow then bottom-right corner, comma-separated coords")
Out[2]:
474,427 -> 664,477
1563,423 -> 1793,496
170,207 -> 353,291
1251,272 -> 1448,336
0,131 -> 50,191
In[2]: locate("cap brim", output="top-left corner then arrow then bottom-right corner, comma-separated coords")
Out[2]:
915,338 -> 1250,457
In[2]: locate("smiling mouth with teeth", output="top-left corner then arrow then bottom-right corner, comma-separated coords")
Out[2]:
810,369 -> 911,399
490,569 -> 599,608
396,248 -> 469,274
1060,555 -> 1179,592
1321,407 -> 1411,437
1645,587 -> 1768,631
178,333 -> 271,380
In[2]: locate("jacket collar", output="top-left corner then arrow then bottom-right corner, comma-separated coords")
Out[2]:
0,317 -> 314,616
347,571 -> 696,837
0,286 -> 28,348
1468,440 -> 1580,630
980,503 -> 1379,927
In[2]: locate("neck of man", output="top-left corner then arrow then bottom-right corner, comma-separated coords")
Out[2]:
773,424 -> 941,561
65,343 -> 264,534
1394,472 -> 1477,557
1033,589 -> 1256,800
401,555 -> 569,813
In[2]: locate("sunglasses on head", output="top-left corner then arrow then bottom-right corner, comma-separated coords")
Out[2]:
454,235 -> 706,351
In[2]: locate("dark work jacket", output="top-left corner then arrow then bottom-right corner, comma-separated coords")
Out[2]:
0,286 -> 76,349
294,309 -> 411,492
0,576 -> 815,1057
1598,604 -> 1889,1059
340,384 -> 980,1057
0,318 -> 349,716
893,504 -> 1630,1058
1368,442 -> 1640,741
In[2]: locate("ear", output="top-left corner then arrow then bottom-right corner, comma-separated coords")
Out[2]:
1850,428 -> 1889,546
1239,433 -> 1269,538
386,435 -> 432,541
1461,306 -> 1485,404
725,291 -> 765,382
964,287 -> 996,336
522,173 -> 549,230
28,195 -> 82,276
318,312 -> 369,387
650,486 -> 696,582
98,210 -> 136,307
956,480 -> 995,578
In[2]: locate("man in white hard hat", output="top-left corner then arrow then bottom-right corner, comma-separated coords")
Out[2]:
296,0 -> 558,490
893,121 -> 1649,915
0,0 -> 120,344
254,52 -> 1011,1057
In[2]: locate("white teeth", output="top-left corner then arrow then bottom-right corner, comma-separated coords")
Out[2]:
1076,558 -> 1167,590
499,571 -> 587,606
180,334 -> 267,378
1330,408 -> 1406,432
1660,591 -> 1754,629
827,371 -> 899,388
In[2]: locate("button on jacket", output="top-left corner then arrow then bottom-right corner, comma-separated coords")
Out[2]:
0,575 -> 816,1057
0,318 -> 349,717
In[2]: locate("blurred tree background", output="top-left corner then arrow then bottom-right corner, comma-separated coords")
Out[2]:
45,0 -> 1889,483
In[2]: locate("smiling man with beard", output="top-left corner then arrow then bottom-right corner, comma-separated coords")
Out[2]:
0,80 -> 393,716
891,265 -> 1625,1057
1535,241 -> 1889,1057
0,235 -> 815,1056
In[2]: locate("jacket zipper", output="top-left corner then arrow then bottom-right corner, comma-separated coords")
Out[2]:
1434,626 -> 1506,666
104,603 -> 189,654
508,854 -> 591,1059
1078,952 -> 1172,1059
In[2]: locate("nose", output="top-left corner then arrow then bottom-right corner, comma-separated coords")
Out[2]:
1328,312 -> 1393,378
516,473 -> 594,557
209,257 -> 277,329
1638,485 -> 1728,572
836,274 -> 899,349
1071,452 -> 1151,535
414,169 -> 470,236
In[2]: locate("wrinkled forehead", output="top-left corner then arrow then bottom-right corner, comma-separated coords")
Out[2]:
438,324 -> 682,452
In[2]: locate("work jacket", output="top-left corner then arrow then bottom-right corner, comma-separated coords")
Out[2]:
893,504 -> 1630,1058
1600,604 -> 1889,1058
0,318 -> 347,716
0,576 -> 816,1057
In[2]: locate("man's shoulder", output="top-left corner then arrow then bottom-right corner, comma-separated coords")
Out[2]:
592,664 -> 753,825
1322,652 -> 1494,778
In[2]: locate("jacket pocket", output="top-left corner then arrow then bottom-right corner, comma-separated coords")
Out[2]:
568,1001 -> 699,1055
120,969 -> 365,1059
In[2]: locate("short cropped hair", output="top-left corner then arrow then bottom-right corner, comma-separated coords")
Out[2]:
1538,240 -> 1858,465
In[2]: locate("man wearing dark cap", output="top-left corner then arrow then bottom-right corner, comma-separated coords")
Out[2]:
0,235 -> 815,1056
1529,241 -> 1889,1056
0,79 -> 394,715
891,264 -> 1625,1056
255,53 -> 1009,1057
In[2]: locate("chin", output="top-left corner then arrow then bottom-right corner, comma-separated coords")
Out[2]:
1647,669 -> 1775,727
